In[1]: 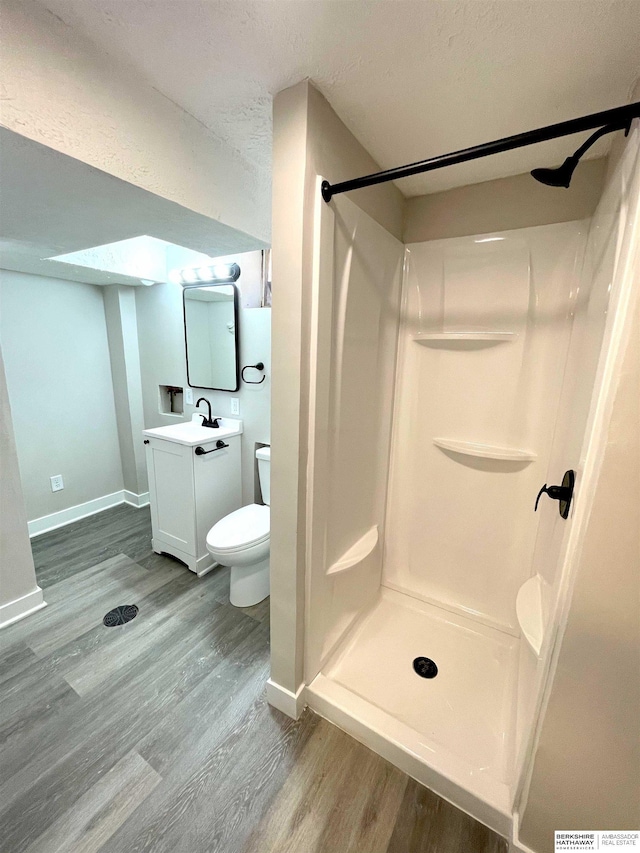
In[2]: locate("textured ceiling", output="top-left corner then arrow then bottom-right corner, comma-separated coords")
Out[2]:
34,1 -> 640,196
0,129 -> 264,285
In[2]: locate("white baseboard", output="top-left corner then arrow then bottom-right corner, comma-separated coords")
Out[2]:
123,490 -> 150,508
266,679 -> 306,720
0,586 -> 46,629
28,490 -> 149,538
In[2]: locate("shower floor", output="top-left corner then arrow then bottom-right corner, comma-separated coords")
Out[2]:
307,587 -> 519,831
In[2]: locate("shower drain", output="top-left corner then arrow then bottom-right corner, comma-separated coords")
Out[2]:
103,604 -> 139,627
413,657 -> 438,679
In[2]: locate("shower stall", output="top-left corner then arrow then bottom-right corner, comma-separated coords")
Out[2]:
300,121 -> 640,835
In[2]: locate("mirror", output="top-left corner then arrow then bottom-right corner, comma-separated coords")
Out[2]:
183,284 -> 239,391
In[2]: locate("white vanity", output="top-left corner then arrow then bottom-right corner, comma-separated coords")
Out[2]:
143,417 -> 243,576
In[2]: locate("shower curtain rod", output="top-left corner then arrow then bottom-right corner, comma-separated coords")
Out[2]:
320,101 -> 640,202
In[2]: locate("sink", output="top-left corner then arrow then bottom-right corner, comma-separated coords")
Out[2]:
143,416 -> 243,446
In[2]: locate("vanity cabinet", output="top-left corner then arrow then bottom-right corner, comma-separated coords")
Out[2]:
144,420 -> 243,576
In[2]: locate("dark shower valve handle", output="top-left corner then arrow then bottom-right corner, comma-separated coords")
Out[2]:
535,484 -> 559,510
534,470 -> 576,519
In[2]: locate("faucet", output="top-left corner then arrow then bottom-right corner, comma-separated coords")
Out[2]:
195,397 -> 220,428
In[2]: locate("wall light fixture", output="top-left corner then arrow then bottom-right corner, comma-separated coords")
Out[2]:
169,262 -> 241,286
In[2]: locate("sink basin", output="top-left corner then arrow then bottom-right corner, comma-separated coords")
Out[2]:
143,416 -> 243,446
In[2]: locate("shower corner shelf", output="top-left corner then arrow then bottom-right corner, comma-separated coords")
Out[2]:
327,526 -> 379,576
413,331 -> 515,346
433,438 -> 537,463
516,575 -> 545,656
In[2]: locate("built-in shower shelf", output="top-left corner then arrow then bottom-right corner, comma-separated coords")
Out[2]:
413,331 -> 515,346
433,438 -> 536,463
516,575 -> 545,656
327,526 -> 378,576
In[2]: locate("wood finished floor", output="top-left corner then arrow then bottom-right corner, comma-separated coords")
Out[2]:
1,505 -> 507,853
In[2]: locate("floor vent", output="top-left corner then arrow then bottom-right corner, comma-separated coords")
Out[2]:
103,605 -> 139,627
413,656 -> 438,678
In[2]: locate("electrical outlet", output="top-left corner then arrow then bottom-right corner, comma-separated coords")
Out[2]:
185,388 -> 194,405
230,397 -> 240,416
50,474 -> 64,492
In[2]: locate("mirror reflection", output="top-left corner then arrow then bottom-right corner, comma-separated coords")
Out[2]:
183,283 -> 239,391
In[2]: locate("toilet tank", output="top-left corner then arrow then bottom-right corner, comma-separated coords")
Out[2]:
256,446 -> 270,506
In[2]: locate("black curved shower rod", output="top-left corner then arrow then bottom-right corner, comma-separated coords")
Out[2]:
321,101 -> 640,203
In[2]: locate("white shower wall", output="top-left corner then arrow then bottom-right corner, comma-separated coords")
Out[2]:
304,186 -> 403,680
384,222 -> 587,632
302,122 -> 640,843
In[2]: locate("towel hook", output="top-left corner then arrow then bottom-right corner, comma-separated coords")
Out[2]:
241,362 -> 266,384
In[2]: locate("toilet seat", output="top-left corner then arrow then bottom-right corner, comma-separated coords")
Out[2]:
206,504 -> 269,554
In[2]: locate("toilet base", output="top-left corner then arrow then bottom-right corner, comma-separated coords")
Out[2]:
229,557 -> 270,608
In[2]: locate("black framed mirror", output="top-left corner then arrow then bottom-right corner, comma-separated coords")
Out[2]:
183,283 -> 240,391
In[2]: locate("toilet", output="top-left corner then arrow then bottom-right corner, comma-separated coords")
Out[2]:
206,446 -> 270,607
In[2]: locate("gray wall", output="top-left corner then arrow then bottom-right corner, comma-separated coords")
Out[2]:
0,346 -> 40,614
403,158 -> 607,244
103,285 -> 147,497
0,256 -> 269,526
0,270 -> 124,522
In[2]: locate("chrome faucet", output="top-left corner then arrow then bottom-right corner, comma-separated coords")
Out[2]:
195,397 -> 220,428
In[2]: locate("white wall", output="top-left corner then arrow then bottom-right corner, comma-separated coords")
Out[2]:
0,271 -> 124,523
0,0 -> 270,244
205,251 -> 264,310
135,253 -> 270,506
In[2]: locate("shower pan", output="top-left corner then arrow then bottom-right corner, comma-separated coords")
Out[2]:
301,121 -> 640,837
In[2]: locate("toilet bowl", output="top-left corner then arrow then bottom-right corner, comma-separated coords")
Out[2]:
206,446 -> 270,607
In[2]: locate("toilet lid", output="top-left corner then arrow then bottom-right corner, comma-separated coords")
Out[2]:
207,504 -> 270,553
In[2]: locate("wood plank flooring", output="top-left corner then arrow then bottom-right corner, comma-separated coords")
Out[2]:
0,505 -> 507,853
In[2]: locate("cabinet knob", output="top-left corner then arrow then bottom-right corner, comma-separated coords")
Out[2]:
144,439 -> 150,444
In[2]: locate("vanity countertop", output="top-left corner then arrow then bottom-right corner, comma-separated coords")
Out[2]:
143,416 -> 243,447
